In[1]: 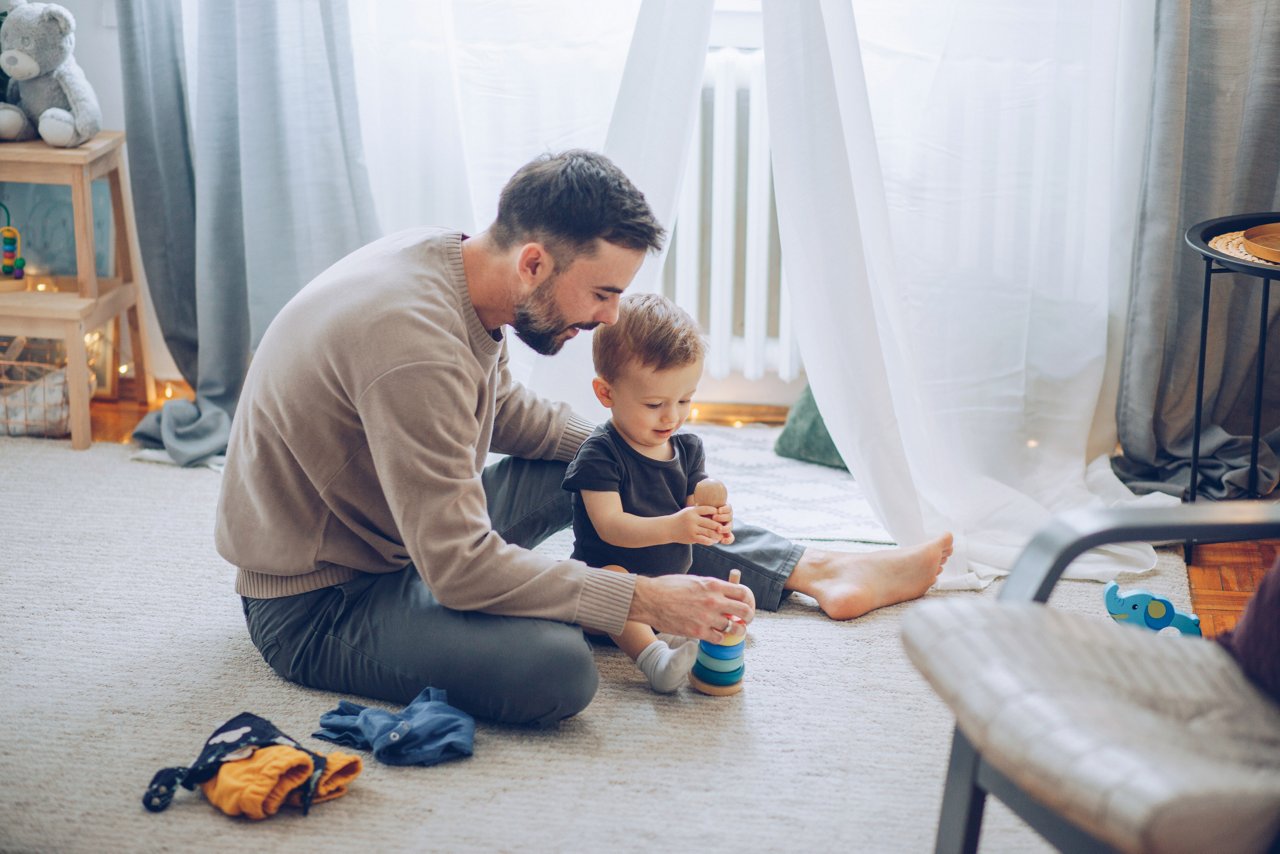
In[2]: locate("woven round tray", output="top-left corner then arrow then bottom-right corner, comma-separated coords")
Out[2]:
1208,230 -> 1280,266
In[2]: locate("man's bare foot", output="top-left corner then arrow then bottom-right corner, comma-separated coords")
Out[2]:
786,533 -> 953,620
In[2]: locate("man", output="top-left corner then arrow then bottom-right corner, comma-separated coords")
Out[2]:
217,150 -> 952,727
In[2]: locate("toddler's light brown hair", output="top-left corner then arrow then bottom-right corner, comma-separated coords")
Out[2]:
592,293 -> 706,383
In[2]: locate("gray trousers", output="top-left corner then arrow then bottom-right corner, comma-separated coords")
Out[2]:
242,456 -> 804,726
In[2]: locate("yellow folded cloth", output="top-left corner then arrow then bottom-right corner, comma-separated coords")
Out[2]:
286,750 -> 363,808
199,745 -> 313,820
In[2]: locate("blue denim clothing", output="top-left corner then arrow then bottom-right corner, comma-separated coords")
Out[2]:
314,687 -> 474,767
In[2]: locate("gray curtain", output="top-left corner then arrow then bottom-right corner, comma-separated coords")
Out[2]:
1114,0 -> 1280,500
118,0 -> 379,465
116,0 -> 196,385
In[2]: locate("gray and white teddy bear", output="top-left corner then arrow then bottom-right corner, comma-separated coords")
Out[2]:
0,0 -> 100,147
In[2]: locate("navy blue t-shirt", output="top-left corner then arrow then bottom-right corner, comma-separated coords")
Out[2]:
563,421 -> 708,576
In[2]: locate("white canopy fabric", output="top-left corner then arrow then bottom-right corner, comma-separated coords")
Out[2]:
351,0 -> 1177,587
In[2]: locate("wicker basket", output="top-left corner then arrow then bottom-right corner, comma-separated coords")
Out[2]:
1208,230 -> 1280,266
0,359 -> 72,437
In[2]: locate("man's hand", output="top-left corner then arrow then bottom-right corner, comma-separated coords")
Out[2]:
668,506 -> 727,546
629,573 -> 755,642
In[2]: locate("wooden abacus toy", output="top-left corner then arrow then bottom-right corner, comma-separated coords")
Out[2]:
689,566 -> 746,696
0,203 -> 25,280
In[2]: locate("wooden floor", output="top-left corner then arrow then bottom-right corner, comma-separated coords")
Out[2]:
87,388 -> 1265,636
90,383 -> 156,446
1186,539 -> 1275,637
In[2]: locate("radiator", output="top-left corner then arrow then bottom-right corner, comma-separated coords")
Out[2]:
661,48 -> 803,382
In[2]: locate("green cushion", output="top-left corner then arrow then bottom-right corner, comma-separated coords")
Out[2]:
774,385 -> 847,471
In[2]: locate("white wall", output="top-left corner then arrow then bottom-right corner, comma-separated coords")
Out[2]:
63,0 -> 183,382
62,0 -> 123,127
697,371 -> 805,407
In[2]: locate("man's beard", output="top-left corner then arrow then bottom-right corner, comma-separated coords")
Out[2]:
513,276 -> 597,355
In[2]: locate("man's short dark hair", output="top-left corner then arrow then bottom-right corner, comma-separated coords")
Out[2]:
491,150 -> 666,265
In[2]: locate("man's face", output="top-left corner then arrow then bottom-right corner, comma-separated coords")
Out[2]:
513,240 -> 646,355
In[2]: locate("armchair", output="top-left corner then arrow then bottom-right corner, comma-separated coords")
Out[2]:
902,503 -> 1280,854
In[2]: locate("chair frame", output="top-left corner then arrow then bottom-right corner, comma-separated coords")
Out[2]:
933,502 -> 1280,854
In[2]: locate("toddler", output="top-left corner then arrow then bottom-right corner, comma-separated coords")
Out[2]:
563,293 -> 734,692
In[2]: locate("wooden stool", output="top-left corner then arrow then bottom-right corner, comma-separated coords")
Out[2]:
0,131 -> 155,449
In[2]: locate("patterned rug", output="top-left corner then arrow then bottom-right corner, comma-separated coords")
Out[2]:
693,423 -> 892,544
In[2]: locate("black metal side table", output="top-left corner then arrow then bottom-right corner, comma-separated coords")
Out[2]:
1183,212 -> 1279,561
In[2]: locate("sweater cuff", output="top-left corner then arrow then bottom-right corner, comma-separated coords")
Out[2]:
574,567 -> 636,635
553,413 -> 597,463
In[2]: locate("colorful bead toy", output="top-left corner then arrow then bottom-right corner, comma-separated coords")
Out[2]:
689,567 -> 747,696
0,203 -> 25,279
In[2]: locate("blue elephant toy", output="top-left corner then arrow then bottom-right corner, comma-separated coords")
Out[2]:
1104,582 -> 1201,636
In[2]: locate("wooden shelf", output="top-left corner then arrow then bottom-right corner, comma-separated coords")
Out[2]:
0,130 -> 154,448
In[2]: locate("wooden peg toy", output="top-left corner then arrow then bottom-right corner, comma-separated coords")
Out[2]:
693,478 -> 728,508
693,478 -> 733,546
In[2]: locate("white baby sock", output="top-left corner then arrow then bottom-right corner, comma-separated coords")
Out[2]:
656,632 -> 698,650
635,639 -> 698,693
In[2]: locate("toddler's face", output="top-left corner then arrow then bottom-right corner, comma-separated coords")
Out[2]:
605,359 -> 703,456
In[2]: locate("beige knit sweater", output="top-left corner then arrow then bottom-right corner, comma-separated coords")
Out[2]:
214,229 -> 635,635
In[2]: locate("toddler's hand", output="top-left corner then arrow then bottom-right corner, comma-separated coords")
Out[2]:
670,506 -> 725,545
712,503 -> 734,544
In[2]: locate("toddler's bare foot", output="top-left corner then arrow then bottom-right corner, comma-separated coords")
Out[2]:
788,533 -> 953,620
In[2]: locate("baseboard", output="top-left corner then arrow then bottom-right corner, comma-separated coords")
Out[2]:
690,402 -> 789,427
112,378 -> 789,427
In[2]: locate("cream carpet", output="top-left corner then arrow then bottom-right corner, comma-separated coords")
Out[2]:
0,426 -> 1190,853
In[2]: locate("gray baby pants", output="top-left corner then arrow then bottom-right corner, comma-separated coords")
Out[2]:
242,456 -> 803,726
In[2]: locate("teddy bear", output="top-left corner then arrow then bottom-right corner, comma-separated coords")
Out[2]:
0,0 -> 100,147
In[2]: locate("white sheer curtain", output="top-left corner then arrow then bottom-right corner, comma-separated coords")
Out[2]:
349,0 -> 1178,586
526,0 -> 716,418
349,1 -> 476,235
762,0 -> 1177,587
350,0 -> 642,414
